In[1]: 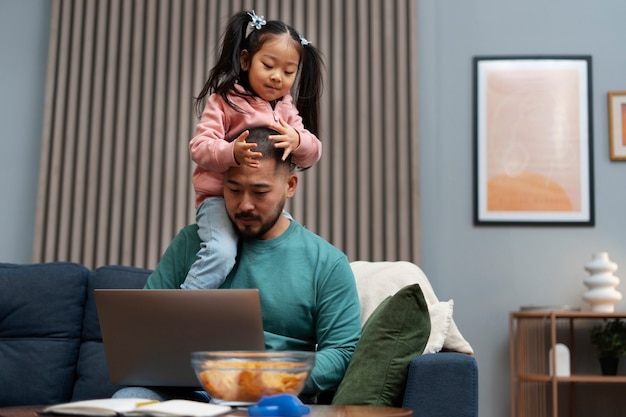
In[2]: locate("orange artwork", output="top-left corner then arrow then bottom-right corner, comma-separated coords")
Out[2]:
484,67 -> 582,213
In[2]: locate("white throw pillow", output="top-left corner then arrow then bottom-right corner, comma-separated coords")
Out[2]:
425,300 -> 453,354
350,261 -> 473,355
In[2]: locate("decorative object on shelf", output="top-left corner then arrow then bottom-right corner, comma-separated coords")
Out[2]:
549,343 -> 571,376
590,318 -> 626,375
599,357 -> 620,376
583,252 -> 621,312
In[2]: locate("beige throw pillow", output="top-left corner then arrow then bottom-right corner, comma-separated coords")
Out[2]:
351,261 -> 473,355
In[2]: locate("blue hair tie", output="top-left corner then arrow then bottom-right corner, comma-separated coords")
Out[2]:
299,35 -> 311,46
247,10 -> 266,30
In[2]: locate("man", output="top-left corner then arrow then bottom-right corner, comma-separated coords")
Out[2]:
143,126 -> 361,396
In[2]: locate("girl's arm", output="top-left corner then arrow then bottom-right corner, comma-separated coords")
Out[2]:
273,101 -> 322,169
189,95 -> 237,173
291,127 -> 322,168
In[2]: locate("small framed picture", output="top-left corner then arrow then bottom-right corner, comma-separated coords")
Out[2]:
473,55 -> 594,226
608,91 -> 626,161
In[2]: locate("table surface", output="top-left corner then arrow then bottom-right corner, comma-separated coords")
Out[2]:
0,404 -> 412,417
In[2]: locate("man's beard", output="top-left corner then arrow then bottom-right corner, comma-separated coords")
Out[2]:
230,200 -> 285,240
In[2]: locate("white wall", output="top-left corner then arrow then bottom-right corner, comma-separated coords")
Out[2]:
0,0 -> 50,263
3,1 -> 626,416
419,1 -> 626,416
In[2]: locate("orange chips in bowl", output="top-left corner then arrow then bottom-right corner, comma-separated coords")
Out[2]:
191,351 -> 315,405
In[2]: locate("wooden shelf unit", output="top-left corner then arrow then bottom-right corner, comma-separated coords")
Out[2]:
509,311 -> 626,417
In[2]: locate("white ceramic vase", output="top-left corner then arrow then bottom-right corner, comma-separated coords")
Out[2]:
583,252 -> 621,312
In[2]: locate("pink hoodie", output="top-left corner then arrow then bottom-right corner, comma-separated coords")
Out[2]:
190,88 -> 322,207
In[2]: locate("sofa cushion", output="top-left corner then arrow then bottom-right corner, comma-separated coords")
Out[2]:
0,262 -> 90,405
351,261 -> 473,355
72,265 -> 151,401
331,284 -> 431,407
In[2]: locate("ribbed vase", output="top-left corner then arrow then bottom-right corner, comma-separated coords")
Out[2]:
583,252 -> 621,312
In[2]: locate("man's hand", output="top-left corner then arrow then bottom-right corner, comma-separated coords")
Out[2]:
233,130 -> 261,167
269,119 -> 300,161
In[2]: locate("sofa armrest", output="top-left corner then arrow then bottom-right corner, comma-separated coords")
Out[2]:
402,352 -> 478,417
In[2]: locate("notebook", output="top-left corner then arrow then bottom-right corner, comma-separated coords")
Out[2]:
94,289 -> 265,387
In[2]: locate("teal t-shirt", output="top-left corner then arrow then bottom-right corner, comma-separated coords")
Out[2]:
145,221 -> 362,393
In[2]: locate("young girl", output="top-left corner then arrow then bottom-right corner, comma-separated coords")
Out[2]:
182,10 -> 324,289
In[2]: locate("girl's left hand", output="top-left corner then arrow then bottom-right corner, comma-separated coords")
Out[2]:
269,119 -> 300,161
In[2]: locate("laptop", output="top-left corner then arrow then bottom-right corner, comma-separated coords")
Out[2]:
94,289 -> 265,387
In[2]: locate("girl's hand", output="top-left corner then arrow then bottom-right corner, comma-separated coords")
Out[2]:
233,130 -> 261,167
269,119 -> 300,161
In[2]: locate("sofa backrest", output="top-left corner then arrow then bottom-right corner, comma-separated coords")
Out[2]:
71,265 -> 151,401
0,262 -> 90,406
0,262 -> 152,406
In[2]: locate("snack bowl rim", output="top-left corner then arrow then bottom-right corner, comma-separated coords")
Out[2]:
191,350 -> 315,366
190,350 -> 315,405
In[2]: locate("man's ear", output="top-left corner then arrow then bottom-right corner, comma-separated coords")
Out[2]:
240,50 -> 250,71
286,173 -> 298,198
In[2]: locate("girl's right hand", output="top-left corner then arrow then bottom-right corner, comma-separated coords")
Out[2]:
233,130 -> 261,167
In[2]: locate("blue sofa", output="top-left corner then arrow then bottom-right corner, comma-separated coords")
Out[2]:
0,262 -> 478,416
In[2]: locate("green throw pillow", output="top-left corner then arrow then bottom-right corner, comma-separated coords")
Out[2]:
332,283 -> 431,406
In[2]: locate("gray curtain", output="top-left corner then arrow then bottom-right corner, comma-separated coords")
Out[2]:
34,0 -> 420,269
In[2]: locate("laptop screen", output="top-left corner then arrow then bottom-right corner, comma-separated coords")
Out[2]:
95,289 -> 265,387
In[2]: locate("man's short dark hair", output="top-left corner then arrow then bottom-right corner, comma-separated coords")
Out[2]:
236,126 -> 295,172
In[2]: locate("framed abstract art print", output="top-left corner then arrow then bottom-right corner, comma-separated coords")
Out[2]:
473,55 -> 594,226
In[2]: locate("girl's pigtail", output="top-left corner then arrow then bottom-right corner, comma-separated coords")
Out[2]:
296,43 -> 324,136
194,11 -> 250,116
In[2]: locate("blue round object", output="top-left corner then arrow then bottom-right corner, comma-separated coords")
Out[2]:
247,394 -> 310,417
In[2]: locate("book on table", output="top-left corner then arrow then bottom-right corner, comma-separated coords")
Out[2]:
41,398 -> 231,417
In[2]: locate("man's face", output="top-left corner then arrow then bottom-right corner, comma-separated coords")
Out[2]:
224,157 -> 297,240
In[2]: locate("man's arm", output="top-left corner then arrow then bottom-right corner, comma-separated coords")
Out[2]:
144,224 -> 201,289
305,257 -> 362,393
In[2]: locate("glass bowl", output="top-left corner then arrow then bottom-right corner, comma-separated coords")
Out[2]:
191,350 -> 315,405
